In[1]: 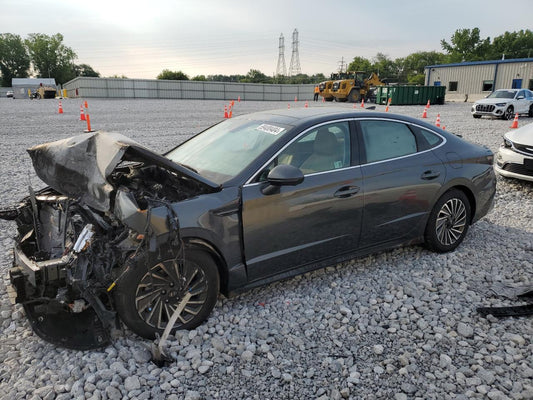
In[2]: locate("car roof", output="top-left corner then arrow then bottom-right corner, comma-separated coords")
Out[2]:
232,107 -> 429,130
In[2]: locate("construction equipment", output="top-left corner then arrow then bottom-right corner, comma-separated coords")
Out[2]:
318,72 -> 351,102
32,85 -> 57,99
331,71 -> 384,103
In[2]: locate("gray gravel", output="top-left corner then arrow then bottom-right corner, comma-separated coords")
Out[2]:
0,98 -> 532,400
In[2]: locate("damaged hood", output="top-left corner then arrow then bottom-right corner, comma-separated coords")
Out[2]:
28,131 -> 219,212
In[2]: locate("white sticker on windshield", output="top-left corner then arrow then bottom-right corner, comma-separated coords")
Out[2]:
256,124 -> 285,135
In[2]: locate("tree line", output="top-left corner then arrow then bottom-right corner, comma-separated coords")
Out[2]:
1,28 -> 532,87
0,33 -> 99,87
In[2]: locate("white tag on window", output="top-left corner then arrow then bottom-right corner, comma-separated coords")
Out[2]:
256,124 -> 285,135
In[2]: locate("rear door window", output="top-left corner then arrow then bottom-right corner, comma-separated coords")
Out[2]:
359,120 -> 417,163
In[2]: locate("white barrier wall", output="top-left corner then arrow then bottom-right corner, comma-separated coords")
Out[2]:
64,77 -> 316,101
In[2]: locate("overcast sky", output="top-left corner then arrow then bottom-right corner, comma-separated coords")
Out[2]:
3,0 -> 532,79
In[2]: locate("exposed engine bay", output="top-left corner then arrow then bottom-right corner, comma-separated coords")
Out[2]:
1,132 -> 217,349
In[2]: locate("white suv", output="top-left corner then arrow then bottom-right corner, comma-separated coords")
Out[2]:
471,89 -> 533,120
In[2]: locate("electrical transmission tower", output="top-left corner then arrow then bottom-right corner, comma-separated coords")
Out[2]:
338,57 -> 347,74
276,33 -> 286,77
289,29 -> 301,76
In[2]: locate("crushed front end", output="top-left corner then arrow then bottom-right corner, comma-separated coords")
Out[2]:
1,131 -> 218,349
4,188 -> 135,349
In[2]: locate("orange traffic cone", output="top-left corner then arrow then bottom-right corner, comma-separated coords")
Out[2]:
442,126 -> 446,130
58,101 -> 64,114
360,98 -> 365,108
238,96 -> 241,102
83,104 -> 94,133
510,113 -> 519,128
224,105 -> 228,119
294,96 -> 297,102
84,100 -> 88,109
80,104 -> 86,121
426,99 -> 430,109
322,96 -> 325,103
422,108 -> 428,118
384,98 -> 390,112
353,102 -> 357,109
304,101 -> 308,108
288,103 -> 290,109
228,105 -> 233,118
231,100 -> 235,107
435,114 -> 441,127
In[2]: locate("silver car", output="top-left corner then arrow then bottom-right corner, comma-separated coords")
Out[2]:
495,122 -> 533,182
472,89 -> 533,120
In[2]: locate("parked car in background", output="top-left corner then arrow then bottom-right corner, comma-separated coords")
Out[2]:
495,122 -> 533,182
0,108 -> 496,350
471,89 -> 533,120
6,90 -> 13,98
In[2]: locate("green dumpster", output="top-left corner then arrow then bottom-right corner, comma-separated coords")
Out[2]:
375,85 -> 446,105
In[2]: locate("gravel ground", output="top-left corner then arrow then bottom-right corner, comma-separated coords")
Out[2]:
0,98 -> 531,400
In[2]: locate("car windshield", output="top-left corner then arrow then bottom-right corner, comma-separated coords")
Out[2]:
487,90 -> 516,99
166,118 -> 291,184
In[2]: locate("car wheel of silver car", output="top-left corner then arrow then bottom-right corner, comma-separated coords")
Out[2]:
503,106 -> 514,120
424,189 -> 471,253
529,104 -> 533,118
114,247 -> 219,339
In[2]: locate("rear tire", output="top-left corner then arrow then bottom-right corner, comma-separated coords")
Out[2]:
529,104 -> 533,118
424,189 -> 471,253
114,247 -> 219,339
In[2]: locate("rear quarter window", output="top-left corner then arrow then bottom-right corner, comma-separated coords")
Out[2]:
413,126 -> 444,151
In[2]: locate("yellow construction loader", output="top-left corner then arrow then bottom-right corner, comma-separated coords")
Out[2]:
318,72 -> 351,102
331,72 -> 384,103
32,85 -> 57,99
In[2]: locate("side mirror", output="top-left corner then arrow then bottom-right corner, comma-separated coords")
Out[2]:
267,164 -> 304,186
261,164 -> 304,195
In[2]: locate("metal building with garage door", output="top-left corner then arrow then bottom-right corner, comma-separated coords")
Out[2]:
425,58 -> 533,102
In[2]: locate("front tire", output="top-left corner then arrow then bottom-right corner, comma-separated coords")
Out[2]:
348,90 -> 361,103
114,247 -> 219,339
529,104 -> 533,118
424,189 -> 471,253
503,106 -> 514,120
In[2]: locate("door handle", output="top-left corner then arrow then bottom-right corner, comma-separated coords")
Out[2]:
334,186 -> 360,198
420,170 -> 441,180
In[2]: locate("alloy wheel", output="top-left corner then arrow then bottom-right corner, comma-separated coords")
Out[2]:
435,198 -> 467,246
134,259 -> 208,330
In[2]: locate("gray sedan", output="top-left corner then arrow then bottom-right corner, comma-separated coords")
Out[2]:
1,108 -> 496,349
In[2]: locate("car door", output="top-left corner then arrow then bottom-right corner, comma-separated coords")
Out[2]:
241,121 -> 364,282
515,90 -> 530,113
357,119 -> 446,249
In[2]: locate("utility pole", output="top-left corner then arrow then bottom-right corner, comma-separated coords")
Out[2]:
338,57 -> 347,74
